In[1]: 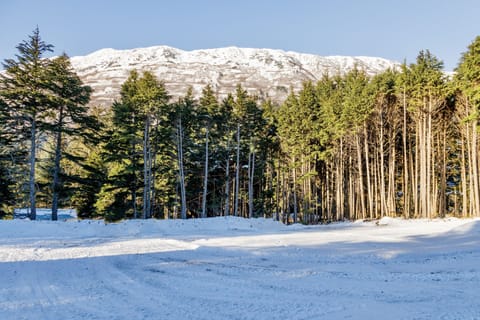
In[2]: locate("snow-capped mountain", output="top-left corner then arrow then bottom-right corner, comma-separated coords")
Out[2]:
69,46 -> 398,106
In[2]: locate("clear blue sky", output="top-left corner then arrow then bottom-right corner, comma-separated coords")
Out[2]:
1,0 -> 479,71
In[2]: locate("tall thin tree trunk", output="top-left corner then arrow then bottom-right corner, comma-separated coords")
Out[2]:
292,157 -> 298,223
403,88 -> 409,218
379,109 -> 386,217
234,124 -> 241,217
224,147 -> 230,216
275,157 -> 280,221
356,135 -> 366,219
364,125 -> 373,218
29,118 -> 36,220
177,118 -> 187,219
143,116 -> 150,219
132,114 -> 138,219
248,150 -> 255,218
150,129 -> 157,218
388,140 -> 396,217
460,135 -> 468,216
51,107 -> 64,221
201,129 -> 209,218
148,134 -> 154,218
472,119 -> 480,216
439,127 -> 447,217
426,98 -> 432,218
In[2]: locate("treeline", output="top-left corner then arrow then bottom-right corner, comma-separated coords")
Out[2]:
1,29 -> 480,222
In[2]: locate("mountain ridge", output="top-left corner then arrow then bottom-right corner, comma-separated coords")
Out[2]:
68,45 -> 399,106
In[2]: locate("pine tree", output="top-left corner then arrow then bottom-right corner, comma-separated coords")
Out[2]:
0,27 -> 54,220
43,54 -> 93,220
100,71 -> 143,220
134,72 -> 170,219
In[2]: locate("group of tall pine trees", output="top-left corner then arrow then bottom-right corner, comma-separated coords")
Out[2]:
0,28 -> 97,220
1,29 -> 480,222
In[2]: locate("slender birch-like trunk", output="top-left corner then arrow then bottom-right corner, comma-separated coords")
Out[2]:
177,118 -> 187,219
224,149 -> 230,216
403,88 -> 409,218
201,129 -> 209,218
29,118 -> 37,220
234,124 -> 240,217
143,115 -> 151,219
356,135 -> 365,219
248,150 -> 255,218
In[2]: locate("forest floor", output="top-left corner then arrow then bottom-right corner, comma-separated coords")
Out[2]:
0,216 -> 479,319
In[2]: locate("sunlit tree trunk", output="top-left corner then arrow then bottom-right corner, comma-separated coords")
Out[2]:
29,117 -> 36,220
177,118 -> 187,219
201,129 -> 209,218
234,124 -> 240,217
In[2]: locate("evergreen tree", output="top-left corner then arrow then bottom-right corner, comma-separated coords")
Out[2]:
99,71 -> 143,220
0,27 -> 54,220
99,71 -> 170,220
43,54 -> 93,220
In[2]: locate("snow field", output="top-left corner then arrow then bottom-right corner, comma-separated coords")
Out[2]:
0,217 -> 479,319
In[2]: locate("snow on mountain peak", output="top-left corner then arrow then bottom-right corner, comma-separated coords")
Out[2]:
69,45 -> 399,107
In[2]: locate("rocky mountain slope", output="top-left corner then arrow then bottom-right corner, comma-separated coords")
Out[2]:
69,45 -> 398,106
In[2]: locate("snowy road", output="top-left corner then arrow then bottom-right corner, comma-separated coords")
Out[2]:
0,217 -> 479,319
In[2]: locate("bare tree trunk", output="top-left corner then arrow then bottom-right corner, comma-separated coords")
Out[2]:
143,116 -> 151,219
336,139 -> 344,220
379,110 -> 386,217
177,118 -> 187,219
29,118 -> 36,220
364,125 -> 373,218
356,135 -> 366,219
276,157 -> 283,221
348,152 -> 356,220
439,127 -> 447,217
224,146 -> 230,216
472,119 -> 480,216
403,88 -> 409,218
426,98 -> 432,218
51,107 -> 64,221
388,140 -> 396,217
234,124 -> 241,217
201,129 -> 209,218
150,131 -> 157,218
132,114 -> 138,219
460,135 -> 468,216
292,156 -> 298,223
248,149 -> 255,218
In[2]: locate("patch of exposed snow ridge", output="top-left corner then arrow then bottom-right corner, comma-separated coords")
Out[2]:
69,45 -> 399,107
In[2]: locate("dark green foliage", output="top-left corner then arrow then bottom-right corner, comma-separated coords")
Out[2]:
0,27 -> 54,219
3,30 -> 480,222
98,70 -> 172,219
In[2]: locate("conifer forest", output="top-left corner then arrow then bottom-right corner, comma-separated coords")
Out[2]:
2,29 -> 480,223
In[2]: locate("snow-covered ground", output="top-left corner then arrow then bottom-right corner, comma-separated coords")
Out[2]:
0,217 -> 479,319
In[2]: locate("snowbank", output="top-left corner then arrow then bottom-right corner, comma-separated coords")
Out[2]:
0,217 -> 478,319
